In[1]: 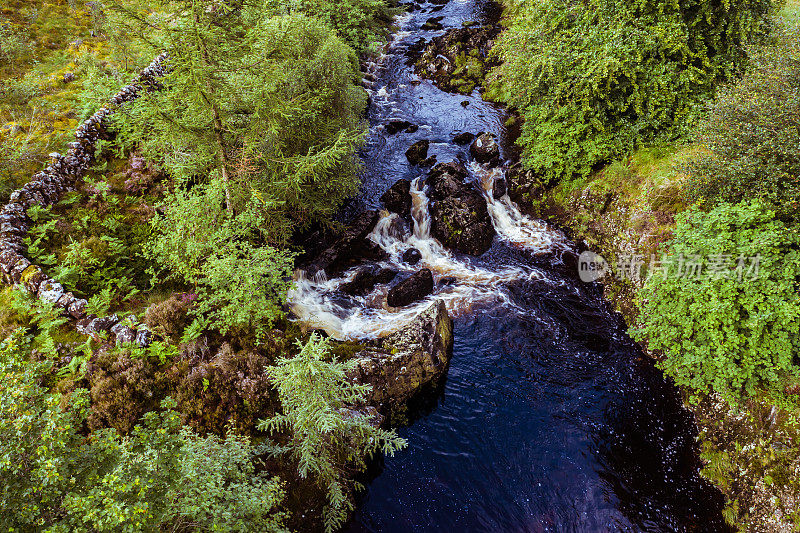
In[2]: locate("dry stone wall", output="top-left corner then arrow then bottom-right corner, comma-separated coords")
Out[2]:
0,53 -> 169,347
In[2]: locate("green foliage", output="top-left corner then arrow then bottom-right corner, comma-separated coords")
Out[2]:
25,188 -> 151,308
7,289 -> 69,358
260,334 -> 407,532
632,201 -> 800,404
685,26 -> 800,221
493,0 -> 776,184
269,0 -> 398,52
0,333 -> 288,532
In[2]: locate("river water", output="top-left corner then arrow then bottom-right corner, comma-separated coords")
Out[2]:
289,0 -> 729,530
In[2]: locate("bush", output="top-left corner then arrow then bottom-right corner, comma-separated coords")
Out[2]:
260,334 -> 407,532
0,331 -> 288,532
685,26 -> 800,220
492,0 -> 776,184
632,201 -> 800,404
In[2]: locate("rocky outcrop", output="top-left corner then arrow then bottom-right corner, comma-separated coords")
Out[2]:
505,161 -> 545,211
470,132 -> 500,165
302,210 -> 383,278
426,161 -> 496,256
406,139 -> 429,165
350,299 -> 454,410
411,25 -> 500,94
387,268 -> 434,308
380,179 -> 412,217
0,53 -> 169,348
340,266 -> 397,297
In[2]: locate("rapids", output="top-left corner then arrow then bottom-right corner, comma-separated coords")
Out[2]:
290,0 -> 730,530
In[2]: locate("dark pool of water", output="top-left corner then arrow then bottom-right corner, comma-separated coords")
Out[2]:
340,0 -> 729,530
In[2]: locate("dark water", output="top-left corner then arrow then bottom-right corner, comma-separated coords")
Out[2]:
324,0 -> 730,530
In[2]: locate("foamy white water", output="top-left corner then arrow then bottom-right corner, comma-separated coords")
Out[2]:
289,171 -> 568,340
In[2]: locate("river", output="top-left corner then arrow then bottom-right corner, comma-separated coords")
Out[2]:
289,0 -> 729,530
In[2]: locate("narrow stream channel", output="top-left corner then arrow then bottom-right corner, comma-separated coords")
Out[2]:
290,0 -> 729,530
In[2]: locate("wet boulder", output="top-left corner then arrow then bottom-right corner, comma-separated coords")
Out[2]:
470,132 -> 500,165
405,140 -> 430,165
422,17 -> 444,31
349,300 -> 454,410
453,132 -> 475,145
427,160 -> 469,200
385,120 -> 413,134
387,268 -> 434,308
402,247 -> 422,265
341,267 -> 397,297
381,179 -> 412,217
303,210 -> 380,278
411,25 -> 500,94
506,161 -> 545,211
430,188 -> 496,256
492,177 -> 507,200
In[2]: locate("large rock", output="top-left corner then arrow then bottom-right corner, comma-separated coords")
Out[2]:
427,160 -> 468,200
303,210 -> 380,278
385,120 -> 413,134
380,179 -> 412,217
425,160 -> 496,255
506,161 -> 545,211
411,25 -> 500,94
350,300 -> 454,409
387,268 -> 434,308
430,190 -> 496,255
470,132 -> 500,165
405,140 -> 429,165
341,267 -> 397,297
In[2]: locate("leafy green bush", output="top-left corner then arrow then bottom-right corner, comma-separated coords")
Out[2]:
271,0 -> 398,52
685,26 -> 800,220
260,334 -> 407,532
492,0 -> 775,184
632,201 -> 800,404
0,330 -> 288,532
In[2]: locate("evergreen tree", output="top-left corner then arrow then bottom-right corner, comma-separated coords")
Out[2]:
260,334 -> 407,532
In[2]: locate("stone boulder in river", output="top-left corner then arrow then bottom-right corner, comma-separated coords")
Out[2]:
341,266 -> 397,297
349,299 -> 454,410
405,140 -> 430,165
470,132 -> 500,165
302,210 -> 381,278
426,161 -> 496,256
387,268 -> 434,308
381,179 -> 412,217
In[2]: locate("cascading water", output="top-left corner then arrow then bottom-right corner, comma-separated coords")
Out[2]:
291,0 -> 730,530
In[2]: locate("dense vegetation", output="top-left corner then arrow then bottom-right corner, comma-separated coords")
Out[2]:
494,0 -> 800,527
0,0 -> 404,530
491,0 -> 776,184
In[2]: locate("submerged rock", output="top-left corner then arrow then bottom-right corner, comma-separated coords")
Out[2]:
387,268 -> 434,308
350,299 -> 454,410
381,179 -> 412,217
385,120 -> 413,134
406,140 -> 430,165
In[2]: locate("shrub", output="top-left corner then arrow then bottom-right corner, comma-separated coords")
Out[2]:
685,26 -> 800,220
632,201 -> 800,404
259,334 -> 407,532
492,0 -> 776,184
0,331 -> 288,532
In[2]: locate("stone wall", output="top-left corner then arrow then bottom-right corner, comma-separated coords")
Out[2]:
0,53 -> 169,347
